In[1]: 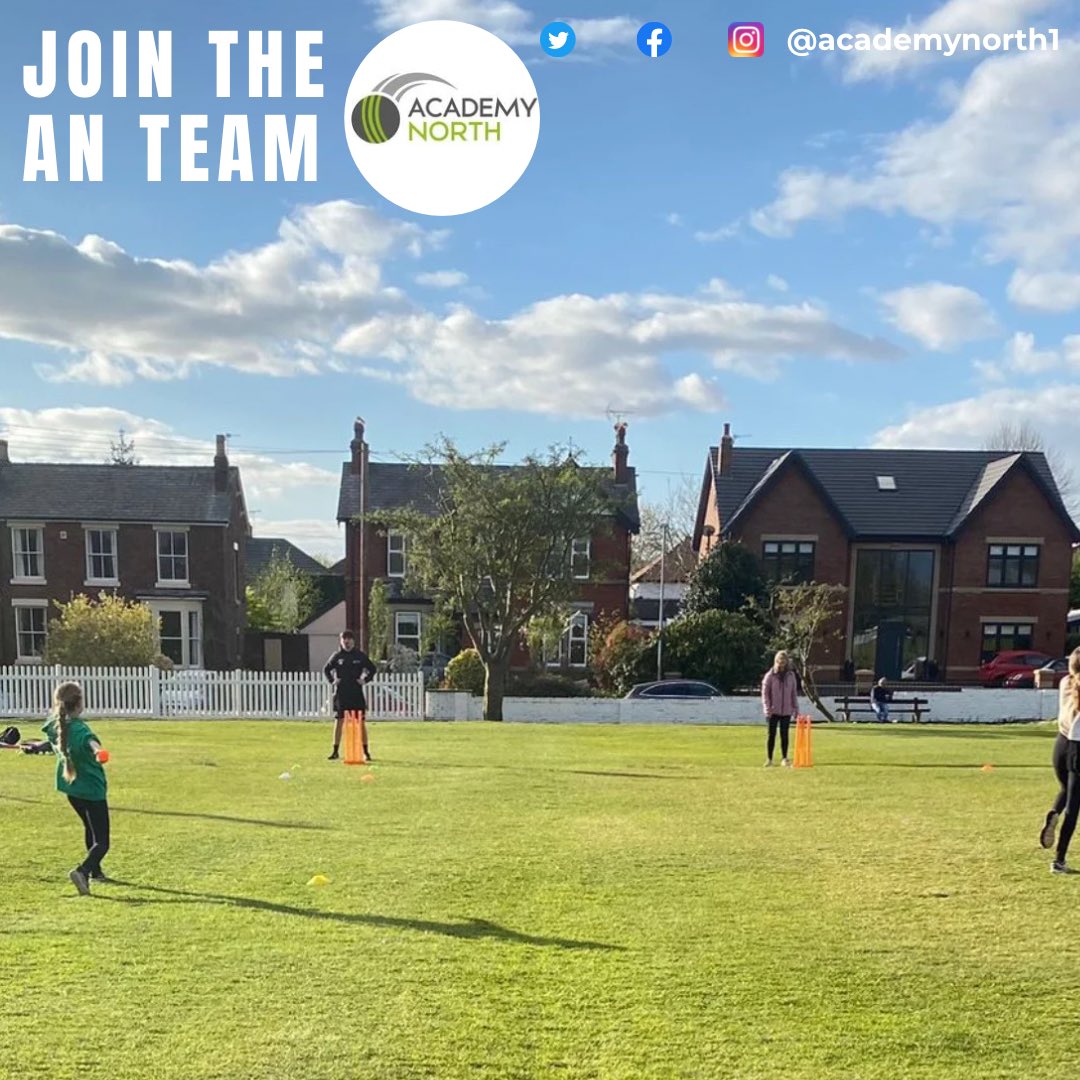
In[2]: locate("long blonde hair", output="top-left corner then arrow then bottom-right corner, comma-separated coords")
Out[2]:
772,650 -> 790,675
52,682 -> 84,784
1068,649 -> 1080,720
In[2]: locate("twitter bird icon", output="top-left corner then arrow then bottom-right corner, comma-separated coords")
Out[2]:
540,21 -> 576,57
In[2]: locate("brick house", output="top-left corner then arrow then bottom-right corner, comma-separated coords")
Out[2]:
336,419 -> 640,668
0,435 -> 249,669
630,538 -> 696,628
693,424 -> 1079,682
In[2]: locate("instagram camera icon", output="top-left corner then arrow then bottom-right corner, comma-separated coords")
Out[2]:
728,22 -> 764,57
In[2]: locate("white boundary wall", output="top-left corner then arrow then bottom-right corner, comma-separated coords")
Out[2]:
427,688 -> 1059,724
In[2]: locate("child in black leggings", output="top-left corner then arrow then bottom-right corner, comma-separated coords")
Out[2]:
1041,651 -> 1080,873
42,681 -> 111,895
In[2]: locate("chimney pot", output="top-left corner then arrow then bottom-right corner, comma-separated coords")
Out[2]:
214,434 -> 229,491
719,423 -> 734,477
0,439 -> 8,465
351,417 -> 368,475
612,422 -> 630,482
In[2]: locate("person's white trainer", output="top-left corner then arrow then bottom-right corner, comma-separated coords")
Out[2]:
781,758 -> 792,768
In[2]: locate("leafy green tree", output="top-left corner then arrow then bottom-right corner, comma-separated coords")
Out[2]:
1070,550 -> 1080,610
756,582 -> 847,721
44,594 -> 159,667
589,616 -> 656,695
683,541 -> 769,617
663,610 -> 768,692
367,578 -> 390,661
245,550 -> 317,633
373,438 -> 621,720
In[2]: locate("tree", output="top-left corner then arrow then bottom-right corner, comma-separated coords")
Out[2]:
983,421 -> 1075,512
589,616 -> 656,695
682,541 -> 769,617
373,438 -> 621,720
525,608 -> 572,673
367,578 -> 390,661
106,428 -> 139,466
758,583 -> 847,721
245,550 -> 317,633
663,610 -> 768,692
633,475 -> 700,570
1071,550 -> 1080,610
44,594 -> 159,667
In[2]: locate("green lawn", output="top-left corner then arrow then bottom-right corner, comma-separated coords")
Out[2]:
1,720 -> 1072,1080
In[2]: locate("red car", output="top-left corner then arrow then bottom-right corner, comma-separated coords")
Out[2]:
1003,657 -> 1070,689
980,650 -> 1055,688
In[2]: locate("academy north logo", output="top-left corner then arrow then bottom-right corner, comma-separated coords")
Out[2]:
351,73 -> 453,144
344,22 -> 540,216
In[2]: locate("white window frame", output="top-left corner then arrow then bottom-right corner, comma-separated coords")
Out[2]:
387,532 -> 407,578
10,524 -> 45,584
146,599 -> 204,669
155,527 -> 191,588
394,610 -> 422,653
13,599 -> 49,663
84,526 -> 119,586
562,611 -> 589,667
571,538 -> 591,580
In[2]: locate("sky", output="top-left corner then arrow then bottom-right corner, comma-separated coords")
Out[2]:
1,0 -> 1079,558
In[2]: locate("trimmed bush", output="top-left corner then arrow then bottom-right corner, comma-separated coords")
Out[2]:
508,672 -> 592,698
663,609 -> 768,693
444,648 -> 485,695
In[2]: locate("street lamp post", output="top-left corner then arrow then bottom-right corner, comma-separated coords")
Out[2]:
657,522 -> 668,681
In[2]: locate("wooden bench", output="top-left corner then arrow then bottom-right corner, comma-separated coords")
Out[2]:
833,695 -> 931,723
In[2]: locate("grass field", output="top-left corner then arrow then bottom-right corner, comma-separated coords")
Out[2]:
1,719 -> 1073,1080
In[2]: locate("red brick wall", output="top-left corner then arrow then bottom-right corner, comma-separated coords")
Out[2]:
347,518 -> 632,666
0,517 -> 246,668
940,468 -> 1072,679
725,465 -> 851,675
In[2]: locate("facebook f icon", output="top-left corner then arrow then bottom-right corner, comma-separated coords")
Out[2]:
637,21 -> 672,58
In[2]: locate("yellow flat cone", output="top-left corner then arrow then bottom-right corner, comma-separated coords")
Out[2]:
981,764 -> 994,772
307,874 -> 330,886
361,773 -> 375,782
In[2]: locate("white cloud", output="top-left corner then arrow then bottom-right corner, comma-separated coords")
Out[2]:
973,330 -> 1080,379
1,203 -> 900,419
0,406 -> 338,505
879,282 -> 998,350
369,0 -> 636,51
844,0 -> 1061,82
1008,268 -> 1080,312
766,275 -> 790,293
753,41 -> 1080,303
666,212 -> 684,227
694,223 -> 740,244
334,290 -> 901,416
415,270 -> 469,289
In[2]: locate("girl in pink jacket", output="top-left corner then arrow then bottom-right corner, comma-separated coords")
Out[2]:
761,650 -> 799,767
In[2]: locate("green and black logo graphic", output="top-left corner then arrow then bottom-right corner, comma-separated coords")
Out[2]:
351,73 -> 454,144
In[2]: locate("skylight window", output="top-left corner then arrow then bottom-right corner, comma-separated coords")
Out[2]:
876,476 -> 897,491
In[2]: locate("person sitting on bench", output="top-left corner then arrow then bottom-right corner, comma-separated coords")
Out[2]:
870,678 -> 891,723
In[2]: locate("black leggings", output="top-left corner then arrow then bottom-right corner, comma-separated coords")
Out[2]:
68,796 -> 110,876
1051,735 -> 1080,863
767,714 -> 792,761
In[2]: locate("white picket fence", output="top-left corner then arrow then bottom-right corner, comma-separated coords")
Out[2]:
0,666 -> 425,721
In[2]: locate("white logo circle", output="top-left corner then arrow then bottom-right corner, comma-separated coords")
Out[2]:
343,21 -> 540,217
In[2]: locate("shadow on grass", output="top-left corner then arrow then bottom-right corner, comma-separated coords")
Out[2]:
0,794 -> 330,832
823,762 -> 1045,769
96,882 -> 625,951
841,726 -> 1052,740
398,761 -> 686,781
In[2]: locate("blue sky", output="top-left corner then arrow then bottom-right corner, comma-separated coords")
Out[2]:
1,0 -> 1079,556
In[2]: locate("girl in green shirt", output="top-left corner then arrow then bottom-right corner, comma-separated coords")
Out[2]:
42,682 -> 111,896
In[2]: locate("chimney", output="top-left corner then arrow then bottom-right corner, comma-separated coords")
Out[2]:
214,434 -> 229,492
612,422 -> 629,482
0,439 -> 8,466
350,417 -> 367,475
719,422 -> 733,477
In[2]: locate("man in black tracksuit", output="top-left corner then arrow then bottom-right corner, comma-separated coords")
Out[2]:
324,630 -> 378,760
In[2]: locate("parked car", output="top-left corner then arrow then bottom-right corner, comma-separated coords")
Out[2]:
979,650 -> 1055,688
1004,657 -> 1070,689
625,680 -> 722,699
